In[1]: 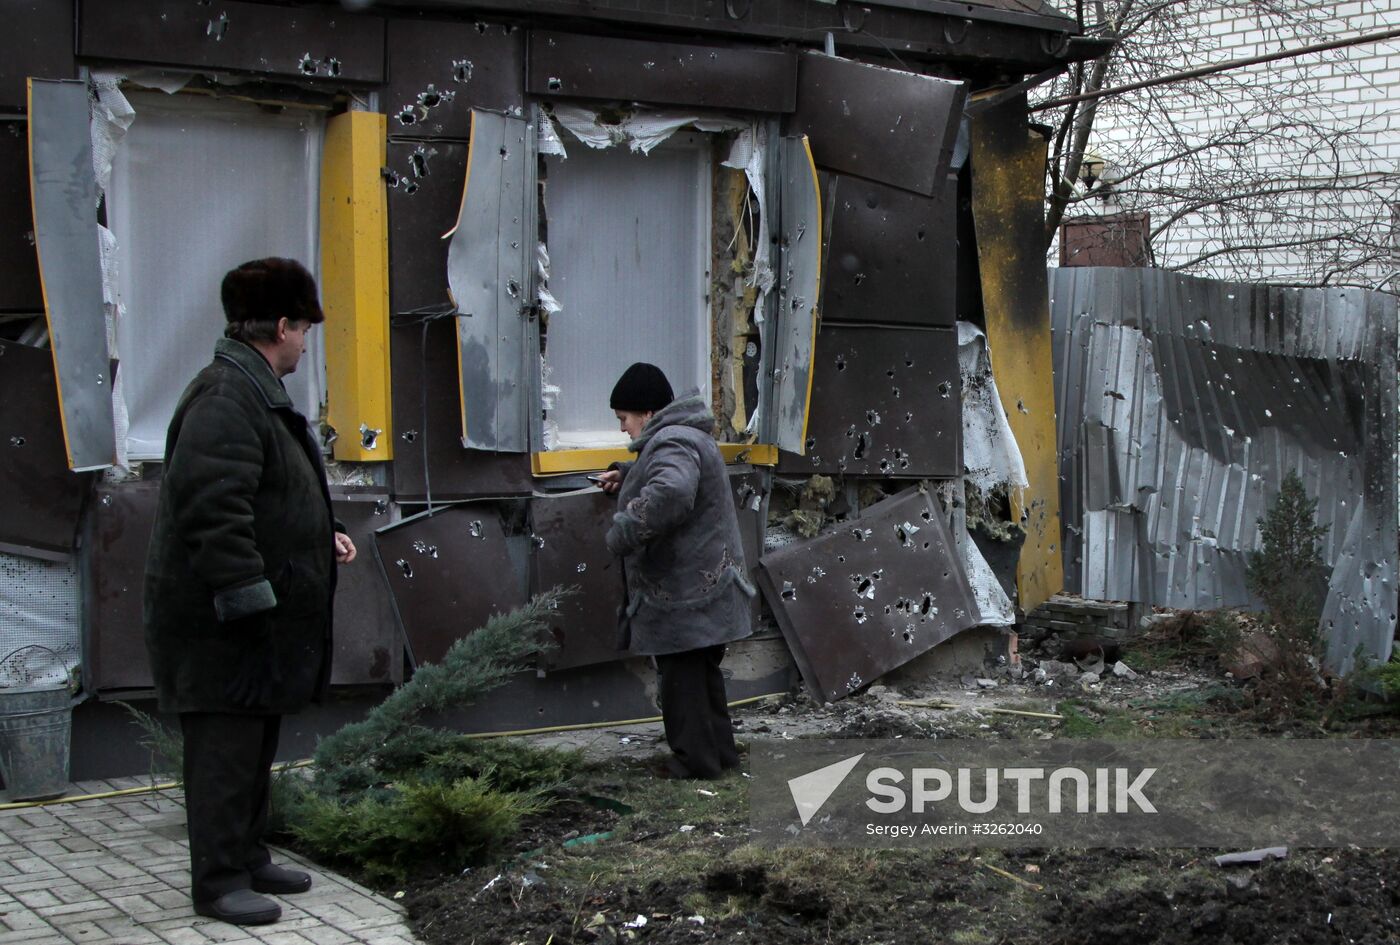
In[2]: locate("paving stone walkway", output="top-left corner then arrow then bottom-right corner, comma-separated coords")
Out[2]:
0,778 -> 421,945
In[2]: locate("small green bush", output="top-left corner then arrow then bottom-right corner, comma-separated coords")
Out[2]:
288,777 -> 545,883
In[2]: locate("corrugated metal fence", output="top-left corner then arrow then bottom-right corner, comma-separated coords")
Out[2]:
1050,268 -> 1396,671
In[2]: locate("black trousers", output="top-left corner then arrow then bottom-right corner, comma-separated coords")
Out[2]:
180,713 -> 281,904
655,644 -> 740,779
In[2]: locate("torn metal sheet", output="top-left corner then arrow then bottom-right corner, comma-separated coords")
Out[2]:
27,78 -> 115,472
788,52 -> 965,197
389,317 -> 535,501
527,31 -> 797,113
528,490 -> 627,672
962,525 -> 1016,626
447,110 -> 538,453
959,322 -> 1028,493
0,121 -> 42,310
820,172 -> 956,327
1050,268 -> 1398,672
330,493 -> 403,686
374,503 -> 528,669
549,104 -> 746,155
757,485 -> 979,702
386,140 -> 466,315
777,325 -> 961,478
386,18 -> 523,139
730,467 -> 771,627
768,135 -> 821,454
0,342 -> 94,560
0,0 -> 75,110
77,0 -> 385,84
83,480 -> 159,692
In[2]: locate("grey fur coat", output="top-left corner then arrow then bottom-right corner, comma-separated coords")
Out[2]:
606,393 -> 755,656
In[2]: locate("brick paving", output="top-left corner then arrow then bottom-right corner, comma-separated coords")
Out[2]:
0,779 -> 421,945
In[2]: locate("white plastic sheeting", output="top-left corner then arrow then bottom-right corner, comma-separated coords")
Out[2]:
543,134 -> 712,449
958,321 -> 1028,492
108,92 -> 325,460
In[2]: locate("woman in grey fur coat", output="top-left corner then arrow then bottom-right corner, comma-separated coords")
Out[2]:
596,363 -> 754,779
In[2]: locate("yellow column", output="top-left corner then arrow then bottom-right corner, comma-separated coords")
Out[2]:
320,110 -> 392,461
970,94 -> 1064,613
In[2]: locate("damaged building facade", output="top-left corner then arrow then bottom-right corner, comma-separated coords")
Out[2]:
1,0 -> 1107,778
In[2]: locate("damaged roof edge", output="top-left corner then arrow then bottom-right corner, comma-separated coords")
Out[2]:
372,0 -> 1105,69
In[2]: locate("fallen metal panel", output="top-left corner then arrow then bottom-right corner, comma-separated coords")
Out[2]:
0,0 -> 75,111
778,325 -> 961,478
757,485 -> 978,703
527,490 -> 626,672
329,493 -> 403,686
386,18 -> 523,140
374,503 -> 527,668
84,481 -> 159,692
1049,268 -> 1398,672
447,110 -> 536,452
0,342 -> 93,559
788,52 -> 965,197
730,467 -> 770,627
27,79 -> 114,472
389,317 -> 536,501
77,0 -> 385,84
0,121 -> 42,310
387,140 -> 466,315
769,135 -> 821,453
822,172 -> 957,327
527,31 -> 797,112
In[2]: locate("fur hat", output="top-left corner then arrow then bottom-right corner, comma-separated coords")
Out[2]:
609,362 -> 674,413
221,258 -> 323,325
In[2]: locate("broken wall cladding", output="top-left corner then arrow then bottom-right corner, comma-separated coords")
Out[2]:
0,0 -> 75,110
75,0 -> 385,84
385,18 -> 523,140
1049,268 -> 1397,632
757,485 -> 979,703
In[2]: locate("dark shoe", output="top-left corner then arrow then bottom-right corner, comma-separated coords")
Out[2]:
194,889 -> 281,926
251,863 -> 313,895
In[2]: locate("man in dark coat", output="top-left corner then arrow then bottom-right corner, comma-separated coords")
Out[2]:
596,363 -> 754,779
144,258 -> 356,926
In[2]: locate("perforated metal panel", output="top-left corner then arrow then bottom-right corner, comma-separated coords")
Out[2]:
0,552 -> 80,688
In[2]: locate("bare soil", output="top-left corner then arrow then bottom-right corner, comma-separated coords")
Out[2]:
401,658 -> 1400,945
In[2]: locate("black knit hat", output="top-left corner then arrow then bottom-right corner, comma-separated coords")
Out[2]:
221,257 -> 323,325
609,362 -> 674,412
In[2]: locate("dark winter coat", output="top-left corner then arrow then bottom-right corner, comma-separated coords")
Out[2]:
144,338 -> 337,715
606,392 -> 755,656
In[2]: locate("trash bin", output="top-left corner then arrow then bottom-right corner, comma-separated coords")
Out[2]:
0,645 -> 75,802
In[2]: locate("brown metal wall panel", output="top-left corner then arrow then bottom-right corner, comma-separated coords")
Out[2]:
526,30 -> 797,112
778,325 -> 961,478
821,172 -> 956,327
76,0 -> 384,84
386,18 -> 523,140
0,0 -> 75,111
389,316 -> 535,500
528,490 -> 626,671
756,486 -> 978,702
374,504 -> 528,667
0,341 -> 92,558
0,122 -> 43,310
788,51 -> 965,197
387,139 -> 465,315
371,0 -> 1093,70
329,493 -> 402,686
85,480 -> 159,692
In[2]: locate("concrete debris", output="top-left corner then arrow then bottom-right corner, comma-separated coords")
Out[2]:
976,677 -> 998,689
1111,660 -> 1138,680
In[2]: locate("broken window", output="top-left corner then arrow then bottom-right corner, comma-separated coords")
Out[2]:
542,132 -> 712,449
108,92 -> 326,459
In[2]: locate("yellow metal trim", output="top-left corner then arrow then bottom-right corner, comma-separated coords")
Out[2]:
531,443 -> 779,475
796,134 -> 822,449
970,100 -> 1065,614
27,78 -> 77,470
320,110 -> 392,462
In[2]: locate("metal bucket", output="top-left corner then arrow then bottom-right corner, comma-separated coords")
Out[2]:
0,644 -> 75,800
0,685 -> 73,801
